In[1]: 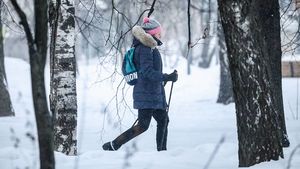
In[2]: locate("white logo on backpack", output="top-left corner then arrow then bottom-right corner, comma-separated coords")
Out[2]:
124,72 -> 138,83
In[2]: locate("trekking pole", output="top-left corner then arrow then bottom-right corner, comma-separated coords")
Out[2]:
166,81 -> 174,113
166,70 -> 177,113
159,70 -> 177,150
131,119 -> 138,128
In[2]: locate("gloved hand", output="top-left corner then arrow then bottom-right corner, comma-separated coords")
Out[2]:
163,70 -> 178,83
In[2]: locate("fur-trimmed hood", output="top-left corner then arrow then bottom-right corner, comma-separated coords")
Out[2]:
132,26 -> 157,48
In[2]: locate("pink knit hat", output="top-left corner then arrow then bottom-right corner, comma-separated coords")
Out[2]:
141,17 -> 162,35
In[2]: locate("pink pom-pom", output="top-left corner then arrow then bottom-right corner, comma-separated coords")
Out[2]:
143,17 -> 150,23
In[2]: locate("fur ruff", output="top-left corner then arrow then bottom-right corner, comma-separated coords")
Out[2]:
132,26 -> 157,48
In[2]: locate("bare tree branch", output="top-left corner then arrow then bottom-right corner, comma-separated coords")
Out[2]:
286,144 -> 300,169
147,0 -> 157,17
10,0 -> 34,50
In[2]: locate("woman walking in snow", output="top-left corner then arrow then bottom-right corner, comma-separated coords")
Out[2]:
102,17 -> 178,151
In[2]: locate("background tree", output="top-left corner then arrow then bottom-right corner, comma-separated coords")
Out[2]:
0,1 -> 14,117
216,16 -> 234,105
10,0 -> 55,168
187,0 -> 192,75
198,0 -> 215,68
49,0 -> 78,155
218,0 -> 288,167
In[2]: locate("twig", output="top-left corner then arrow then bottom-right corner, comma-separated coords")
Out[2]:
1,1 -> 23,33
280,0 -> 293,19
203,135 -> 226,169
286,144 -> 300,169
10,0 -> 35,50
191,27 -> 210,48
288,101 -> 296,120
76,0 -> 96,35
297,78 -> 299,120
148,0 -> 157,17
105,0 -> 115,45
105,9 -> 150,56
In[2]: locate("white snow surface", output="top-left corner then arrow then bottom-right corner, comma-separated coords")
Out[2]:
0,57 -> 300,169
282,54 -> 300,62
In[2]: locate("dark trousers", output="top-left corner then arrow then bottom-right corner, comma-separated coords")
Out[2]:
113,109 -> 169,151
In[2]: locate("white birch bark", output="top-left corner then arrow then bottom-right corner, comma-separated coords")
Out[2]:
50,0 -> 77,156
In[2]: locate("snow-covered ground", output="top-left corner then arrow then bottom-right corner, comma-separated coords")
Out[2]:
0,57 -> 299,169
282,54 -> 300,62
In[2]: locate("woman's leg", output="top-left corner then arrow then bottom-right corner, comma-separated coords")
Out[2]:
111,109 -> 153,149
153,109 -> 169,151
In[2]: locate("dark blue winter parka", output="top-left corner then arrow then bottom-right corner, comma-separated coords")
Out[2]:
131,26 -> 167,110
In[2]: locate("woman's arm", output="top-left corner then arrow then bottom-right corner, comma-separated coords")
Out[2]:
138,47 -> 164,82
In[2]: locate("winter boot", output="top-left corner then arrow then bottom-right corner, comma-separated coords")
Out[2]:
102,141 -> 119,151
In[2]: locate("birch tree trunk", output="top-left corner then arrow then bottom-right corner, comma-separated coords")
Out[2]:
216,19 -> 234,105
10,0 -> 55,168
0,2 -> 14,117
50,0 -> 77,156
218,0 -> 286,167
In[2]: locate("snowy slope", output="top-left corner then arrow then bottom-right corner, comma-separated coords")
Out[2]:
0,57 -> 299,169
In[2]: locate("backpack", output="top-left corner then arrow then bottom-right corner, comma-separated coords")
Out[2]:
122,47 -> 138,85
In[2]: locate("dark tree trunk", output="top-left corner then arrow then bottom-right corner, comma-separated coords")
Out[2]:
33,1 -> 55,167
218,0 -> 286,167
217,17 -> 234,105
264,0 -> 289,147
187,0 -> 192,75
10,0 -> 55,168
50,0 -> 77,155
0,0 -> 14,117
